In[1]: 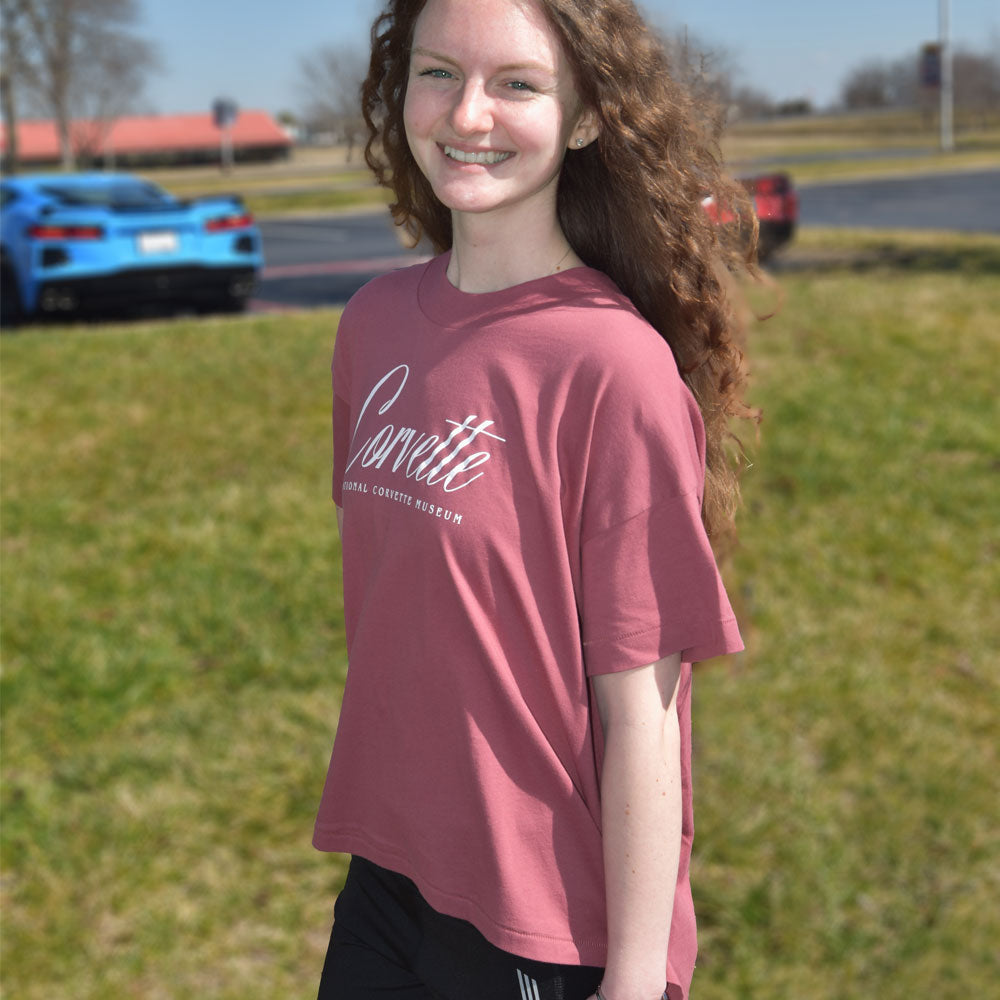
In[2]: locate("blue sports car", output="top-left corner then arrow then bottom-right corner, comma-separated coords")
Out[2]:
1,172 -> 263,325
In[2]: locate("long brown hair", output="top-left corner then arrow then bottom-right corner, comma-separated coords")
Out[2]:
361,0 -> 758,546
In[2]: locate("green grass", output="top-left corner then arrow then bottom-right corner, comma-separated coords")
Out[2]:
131,151 -> 390,217
723,109 -> 1000,183
774,148 -> 1000,185
242,184 -> 391,217
727,106 -> 1000,141
2,229 -> 999,998
694,228 -> 1000,999
2,312 -> 349,997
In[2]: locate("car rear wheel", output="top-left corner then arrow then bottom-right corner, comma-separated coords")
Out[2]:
1,259 -> 24,329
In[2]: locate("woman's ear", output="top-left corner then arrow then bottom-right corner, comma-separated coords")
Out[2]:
568,108 -> 600,150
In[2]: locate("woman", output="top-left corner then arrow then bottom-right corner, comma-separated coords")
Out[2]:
313,1 -> 757,998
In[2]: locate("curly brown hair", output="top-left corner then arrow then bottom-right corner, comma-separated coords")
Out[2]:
361,0 -> 758,546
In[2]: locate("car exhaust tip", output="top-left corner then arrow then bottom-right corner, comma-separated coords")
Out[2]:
229,277 -> 256,299
40,288 -> 77,312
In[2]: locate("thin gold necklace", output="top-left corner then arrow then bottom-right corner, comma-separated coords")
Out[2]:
551,246 -> 574,273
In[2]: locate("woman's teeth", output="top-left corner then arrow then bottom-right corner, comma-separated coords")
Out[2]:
443,146 -> 513,164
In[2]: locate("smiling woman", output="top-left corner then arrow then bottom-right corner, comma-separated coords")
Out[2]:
311,3 -> 759,1000
401,0 -> 598,284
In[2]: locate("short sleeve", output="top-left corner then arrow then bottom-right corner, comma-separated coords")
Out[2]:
577,333 -> 743,674
581,491 -> 743,673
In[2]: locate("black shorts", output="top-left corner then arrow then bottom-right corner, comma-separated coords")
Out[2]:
318,855 -> 604,1000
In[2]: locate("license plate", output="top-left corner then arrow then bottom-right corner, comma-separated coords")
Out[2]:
138,231 -> 179,255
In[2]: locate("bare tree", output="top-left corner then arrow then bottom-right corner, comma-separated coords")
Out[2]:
841,59 -> 894,109
0,0 -> 31,172
840,45 -> 1000,114
661,28 -> 738,113
840,54 -> 922,111
657,28 -> 778,124
12,0 -> 160,169
729,84 -> 775,121
297,44 -> 367,161
953,47 -> 1000,117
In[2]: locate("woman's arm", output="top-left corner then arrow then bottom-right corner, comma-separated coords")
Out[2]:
335,504 -> 344,539
590,652 -> 683,1000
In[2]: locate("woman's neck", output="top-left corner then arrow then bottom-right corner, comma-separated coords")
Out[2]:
446,210 -> 583,293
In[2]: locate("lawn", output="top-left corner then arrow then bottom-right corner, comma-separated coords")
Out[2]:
723,107 -> 1000,183
694,229 -> 1000,999
136,150 -> 391,217
2,228 -> 998,998
1,311 -> 349,997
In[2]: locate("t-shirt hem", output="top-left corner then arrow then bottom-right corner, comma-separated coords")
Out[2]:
312,826 -> 608,966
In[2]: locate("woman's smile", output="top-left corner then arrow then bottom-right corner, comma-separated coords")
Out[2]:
440,144 -> 515,166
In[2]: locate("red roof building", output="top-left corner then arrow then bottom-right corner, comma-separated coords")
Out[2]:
1,111 -> 292,168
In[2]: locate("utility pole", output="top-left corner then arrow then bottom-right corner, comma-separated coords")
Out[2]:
940,0 -> 955,151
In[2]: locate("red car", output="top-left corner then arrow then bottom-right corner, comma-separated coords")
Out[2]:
703,171 -> 798,262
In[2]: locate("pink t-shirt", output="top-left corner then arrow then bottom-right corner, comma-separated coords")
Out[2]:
313,253 -> 742,997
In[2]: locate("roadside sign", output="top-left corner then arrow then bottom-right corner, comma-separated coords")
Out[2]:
920,44 -> 942,88
212,98 -> 238,129
212,98 -> 238,172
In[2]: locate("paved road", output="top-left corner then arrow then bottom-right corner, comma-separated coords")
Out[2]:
253,213 -> 430,312
253,169 -> 999,311
797,169 -> 1000,234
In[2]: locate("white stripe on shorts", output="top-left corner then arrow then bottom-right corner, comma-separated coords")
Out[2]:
516,968 -> 541,1000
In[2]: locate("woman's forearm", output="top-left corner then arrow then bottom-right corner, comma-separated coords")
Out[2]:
595,660 -> 683,1000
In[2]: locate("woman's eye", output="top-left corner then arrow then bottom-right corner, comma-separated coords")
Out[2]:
506,80 -> 536,93
418,67 -> 454,80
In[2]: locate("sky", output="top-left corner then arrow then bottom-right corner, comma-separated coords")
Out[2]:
138,0 -> 1000,117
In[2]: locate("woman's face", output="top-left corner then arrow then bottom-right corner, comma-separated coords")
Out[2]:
403,0 -> 590,224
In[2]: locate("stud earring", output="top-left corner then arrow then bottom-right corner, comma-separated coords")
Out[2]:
576,138 -> 584,147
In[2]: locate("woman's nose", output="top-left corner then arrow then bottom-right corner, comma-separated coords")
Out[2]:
450,81 -> 493,135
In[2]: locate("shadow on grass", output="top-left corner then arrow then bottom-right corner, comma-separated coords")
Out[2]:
0,301 -> 248,334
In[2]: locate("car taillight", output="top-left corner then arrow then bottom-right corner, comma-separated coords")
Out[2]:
28,224 -> 104,239
749,175 -> 791,196
204,213 -> 254,232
